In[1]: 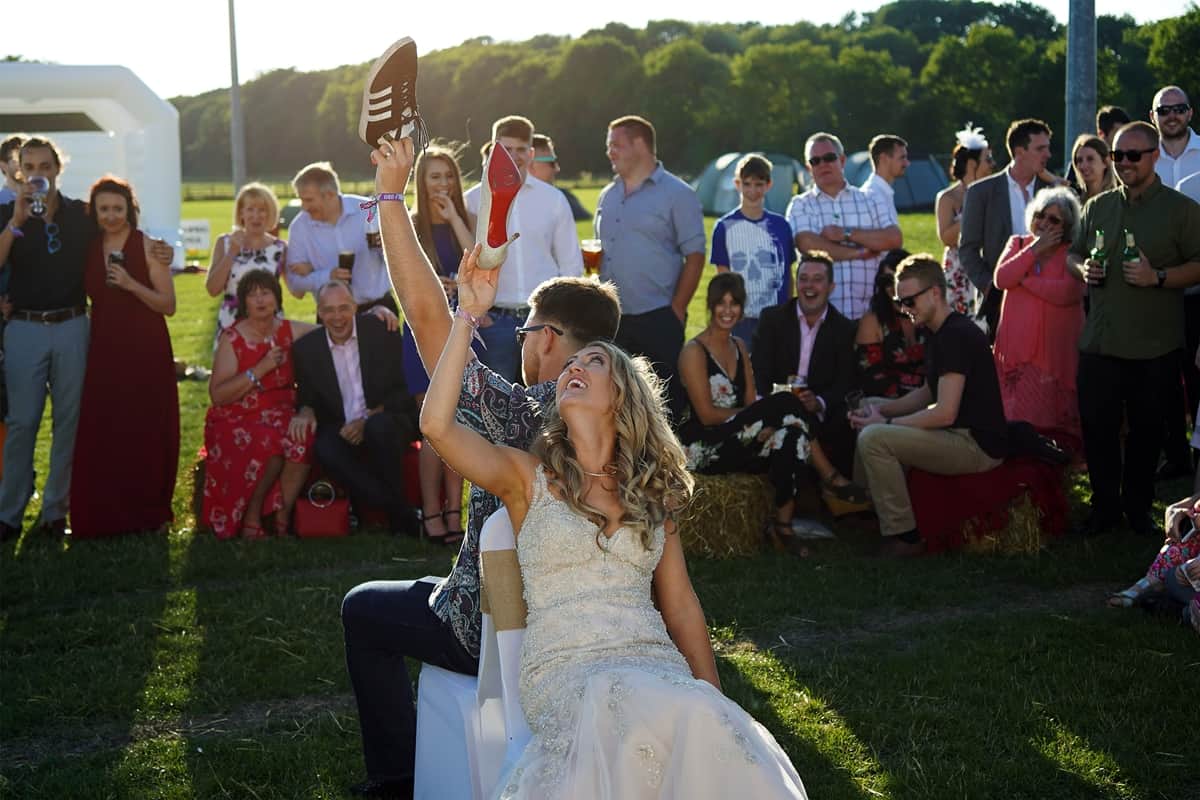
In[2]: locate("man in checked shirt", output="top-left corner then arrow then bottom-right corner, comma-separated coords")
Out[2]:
786,132 -> 902,321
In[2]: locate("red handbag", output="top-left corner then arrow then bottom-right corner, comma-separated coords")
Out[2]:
294,480 -> 350,538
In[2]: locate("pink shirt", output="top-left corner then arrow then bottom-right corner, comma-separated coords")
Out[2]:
795,303 -> 829,381
327,319 -> 368,422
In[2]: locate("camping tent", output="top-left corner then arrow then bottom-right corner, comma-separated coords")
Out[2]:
692,152 -> 811,216
843,151 -> 948,212
0,63 -> 182,261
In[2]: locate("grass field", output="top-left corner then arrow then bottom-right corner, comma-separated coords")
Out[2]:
2,193 -> 1197,799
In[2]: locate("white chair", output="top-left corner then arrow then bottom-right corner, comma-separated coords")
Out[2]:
414,509 -> 529,800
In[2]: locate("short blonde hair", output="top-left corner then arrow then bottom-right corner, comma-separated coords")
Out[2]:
233,182 -> 281,230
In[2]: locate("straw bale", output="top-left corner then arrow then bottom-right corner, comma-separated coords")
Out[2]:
961,491 -> 1045,556
676,473 -> 773,559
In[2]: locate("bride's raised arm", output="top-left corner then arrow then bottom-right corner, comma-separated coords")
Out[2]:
420,244 -> 536,521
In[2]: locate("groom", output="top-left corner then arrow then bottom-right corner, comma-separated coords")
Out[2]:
339,133 -> 621,799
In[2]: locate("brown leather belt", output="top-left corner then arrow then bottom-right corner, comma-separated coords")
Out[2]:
11,306 -> 88,324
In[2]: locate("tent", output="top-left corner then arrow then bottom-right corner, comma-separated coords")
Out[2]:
692,152 -> 811,216
0,63 -> 182,261
843,151 -> 949,212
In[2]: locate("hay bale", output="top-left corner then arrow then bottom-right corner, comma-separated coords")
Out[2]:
677,473 -> 773,559
960,491 -> 1044,556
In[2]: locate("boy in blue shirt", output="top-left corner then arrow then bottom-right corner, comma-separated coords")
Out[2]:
711,154 -> 796,350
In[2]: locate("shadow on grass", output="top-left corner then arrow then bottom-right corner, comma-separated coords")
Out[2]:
0,529 -> 174,797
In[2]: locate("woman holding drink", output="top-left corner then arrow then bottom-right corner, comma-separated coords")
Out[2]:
406,144 -> 476,543
69,176 -> 179,538
206,182 -> 288,344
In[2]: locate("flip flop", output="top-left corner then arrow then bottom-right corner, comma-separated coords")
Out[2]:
359,38 -> 428,151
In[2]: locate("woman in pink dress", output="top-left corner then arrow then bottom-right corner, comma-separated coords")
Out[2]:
992,187 -> 1086,447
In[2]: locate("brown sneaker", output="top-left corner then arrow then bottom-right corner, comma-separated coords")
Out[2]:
359,38 -> 428,151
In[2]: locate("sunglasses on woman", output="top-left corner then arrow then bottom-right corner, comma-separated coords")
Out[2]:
1111,147 -> 1157,163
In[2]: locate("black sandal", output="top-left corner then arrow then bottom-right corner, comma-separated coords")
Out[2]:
442,509 -> 465,547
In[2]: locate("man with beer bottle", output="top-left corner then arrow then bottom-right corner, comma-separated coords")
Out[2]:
1069,121 -> 1200,537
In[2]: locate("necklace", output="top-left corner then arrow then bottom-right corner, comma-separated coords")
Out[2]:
582,465 -> 616,478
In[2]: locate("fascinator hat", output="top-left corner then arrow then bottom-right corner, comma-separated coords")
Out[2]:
955,123 -> 988,151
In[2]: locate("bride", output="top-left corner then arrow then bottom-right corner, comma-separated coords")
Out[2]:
421,243 -> 807,799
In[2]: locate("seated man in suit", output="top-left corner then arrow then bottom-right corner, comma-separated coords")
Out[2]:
292,280 -> 420,536
752,250 -> 864,507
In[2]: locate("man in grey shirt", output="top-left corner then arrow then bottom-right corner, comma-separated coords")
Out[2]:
595,115 -> 705,414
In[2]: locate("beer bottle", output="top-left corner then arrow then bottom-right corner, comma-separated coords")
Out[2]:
1122,229 -> 1139,265
1089,229 -> 1106,287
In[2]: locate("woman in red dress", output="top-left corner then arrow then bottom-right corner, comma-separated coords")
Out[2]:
70,176 -> 179,538
201,270 -> 317,539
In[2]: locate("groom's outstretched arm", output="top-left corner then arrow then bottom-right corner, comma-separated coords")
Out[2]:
373,137 -> 453,379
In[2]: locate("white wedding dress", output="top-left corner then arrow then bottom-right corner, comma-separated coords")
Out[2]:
492,466 -> 807,799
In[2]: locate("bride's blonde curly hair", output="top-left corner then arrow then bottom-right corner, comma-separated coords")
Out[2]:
531,341 -> 693,550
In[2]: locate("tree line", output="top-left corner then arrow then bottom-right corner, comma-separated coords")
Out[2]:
171,0 -> 1200,184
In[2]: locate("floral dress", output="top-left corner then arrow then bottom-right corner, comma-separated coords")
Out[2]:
214,238 -> 287,345
856,319 -> 926,399
943,209 -> 979,319
676,340 -> 810,508
201,321 -> 312,539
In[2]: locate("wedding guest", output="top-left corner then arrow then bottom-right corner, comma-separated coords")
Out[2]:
935,124 -> 994,321
206,182 -> 287,344
1108,490 -> 1200,624
677,273 -> 812,555
70,176 -> 178,538
201,271 -> 315,539
855,249 -> 927,401
406,144 -> 475,544
1070,135 -> 1116,203
993,187 -> 1086,445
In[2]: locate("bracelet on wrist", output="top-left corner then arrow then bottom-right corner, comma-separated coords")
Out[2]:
244,369 -> 265,391
359,193 -> 406,222
7,222 -> 22,238
454,307 -> 488,349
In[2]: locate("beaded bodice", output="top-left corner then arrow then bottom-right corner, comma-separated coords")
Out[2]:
515,466 -> 690,760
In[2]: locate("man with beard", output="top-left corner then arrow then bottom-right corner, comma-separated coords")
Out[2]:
1070,121 -> 1200,537
1152,86 -> 1200,189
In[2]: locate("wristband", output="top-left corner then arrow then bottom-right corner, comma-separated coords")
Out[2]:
454,307 -> 487,349
359,193 -> 406,222
244,369 -> 265,391
7,222 -> 22,238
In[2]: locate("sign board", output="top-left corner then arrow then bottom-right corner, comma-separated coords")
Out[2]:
181,219 -> 211,253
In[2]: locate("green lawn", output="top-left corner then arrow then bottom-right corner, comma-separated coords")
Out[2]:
1,199 -> 1196,799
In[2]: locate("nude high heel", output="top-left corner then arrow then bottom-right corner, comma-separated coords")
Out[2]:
475,142 -> 522,270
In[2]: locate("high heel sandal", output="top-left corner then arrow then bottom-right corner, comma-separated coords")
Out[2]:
475,143 -> 521,270
765,521 -> 809,558
820,474 -> 872,517
1107,576 -> 1163,608
422,510 -> 451,544
442,509 -> 465,547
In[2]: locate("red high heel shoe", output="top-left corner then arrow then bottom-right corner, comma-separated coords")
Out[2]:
475,143 -> 522,270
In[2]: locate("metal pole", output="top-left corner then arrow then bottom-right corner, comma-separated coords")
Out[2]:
1065,0 -> 1096,169
228,0 -> 247,192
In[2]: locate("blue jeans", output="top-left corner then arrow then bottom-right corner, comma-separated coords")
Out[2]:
477,309 -> 525,384
342,578 -> 478,783
0,316 -> 89,526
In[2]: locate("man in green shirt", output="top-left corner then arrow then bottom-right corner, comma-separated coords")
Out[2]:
1069,121 -> 1200,537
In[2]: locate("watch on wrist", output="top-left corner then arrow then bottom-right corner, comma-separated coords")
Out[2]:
1156,269 -> 1167,288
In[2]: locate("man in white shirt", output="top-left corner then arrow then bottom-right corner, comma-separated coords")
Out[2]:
860,134 -> 909,226
1152,86 -> 1200,188
787,132 -> 901,320
291,281 -> 419,536
463,115 -> 583,383
285,162 -> 396,314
